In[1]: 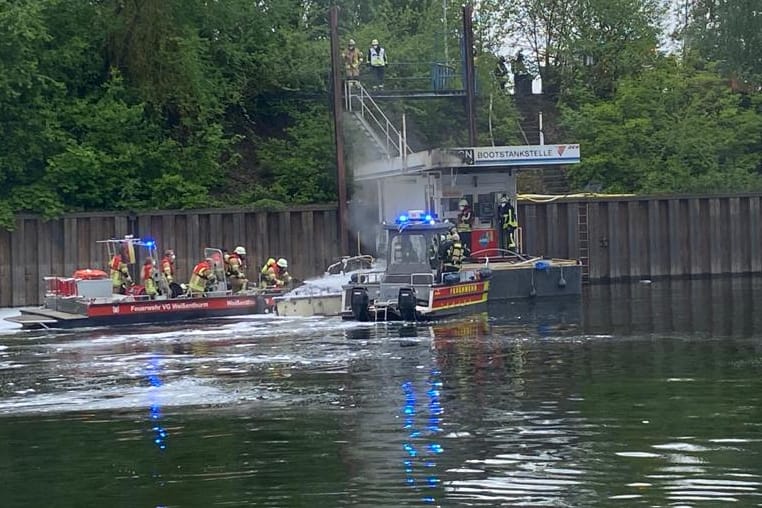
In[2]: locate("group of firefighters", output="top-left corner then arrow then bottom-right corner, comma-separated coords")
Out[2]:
433,195 -> 519,273
109,246 -> 294,298
342,38 -> 387,90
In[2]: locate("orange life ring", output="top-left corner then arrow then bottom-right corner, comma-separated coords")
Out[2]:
72,268 -> 109,280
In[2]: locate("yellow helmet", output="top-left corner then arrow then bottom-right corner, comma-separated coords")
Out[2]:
267,257 -> 276,266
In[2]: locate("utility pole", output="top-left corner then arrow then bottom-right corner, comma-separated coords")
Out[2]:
443,0 -> 448,63
462,4 -> 477,146
329,6 -> 349,255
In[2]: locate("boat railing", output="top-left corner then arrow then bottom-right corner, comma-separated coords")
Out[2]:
468,248 -> 535,262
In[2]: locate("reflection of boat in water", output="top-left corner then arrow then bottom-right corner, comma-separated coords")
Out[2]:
341,212 -> 490,322
6,238 -> 276,330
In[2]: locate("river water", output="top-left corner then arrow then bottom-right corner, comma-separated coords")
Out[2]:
1,277 -> 762,507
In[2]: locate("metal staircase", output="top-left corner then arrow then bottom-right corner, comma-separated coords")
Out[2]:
345,82 -> 413,161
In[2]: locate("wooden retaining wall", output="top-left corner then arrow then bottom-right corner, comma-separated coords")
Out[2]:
2,195 -> 761,307
519,194 -> 762,283
0,205 -> 340,307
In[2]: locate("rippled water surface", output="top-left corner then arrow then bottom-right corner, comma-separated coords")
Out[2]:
2,277 -> 762,507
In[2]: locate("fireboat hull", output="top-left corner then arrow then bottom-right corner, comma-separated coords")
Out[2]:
7,294 -> 271,330
464,258 -> 582,300
340,280 -> 489,322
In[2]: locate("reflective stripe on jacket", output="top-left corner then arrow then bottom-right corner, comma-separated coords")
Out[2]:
369,47 -> 386,67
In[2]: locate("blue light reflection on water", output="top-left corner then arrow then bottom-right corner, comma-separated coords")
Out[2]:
146,356 -> 167,451
401,369 -> 444,504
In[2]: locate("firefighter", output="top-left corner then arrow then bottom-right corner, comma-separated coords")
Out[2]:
275,258 -> 293,287
227,246 -> 248,293
187,258 -> 216,296
109,250 -> 133,294
443,225 -> 464,273
141,257 -> 158,299
342,39 -> 362,86
161,249 -> 176,284
456,198 -> 474,255
260,258 -> 277,288
497,195 -> 519,251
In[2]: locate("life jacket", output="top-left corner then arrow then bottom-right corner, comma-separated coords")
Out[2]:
227,253 -> 245,277
110,254 -> 131,289
188,260 -> 212,294
142,263 -> 157,296
369,46 -> 386,67
457,208 -> 473,232
160,256 -> 174,280
449,240 -> 464,265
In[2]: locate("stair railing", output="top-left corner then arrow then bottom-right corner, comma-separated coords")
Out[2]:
345,81 -> 413,161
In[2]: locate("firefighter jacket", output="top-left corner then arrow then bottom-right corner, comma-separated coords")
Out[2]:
368,46 -> 387,67
188,260 -> 215,294
110,254 -> 132,290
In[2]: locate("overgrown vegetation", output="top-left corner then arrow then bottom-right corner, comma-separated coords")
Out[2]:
0,0 -> 760,229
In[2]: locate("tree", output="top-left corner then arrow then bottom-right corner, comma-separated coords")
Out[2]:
477,0 -> 664,100
562,57 -> 762,193
686,0 -> 762,88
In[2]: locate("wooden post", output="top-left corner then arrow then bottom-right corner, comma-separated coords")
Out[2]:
462,4 -> 477,146
329,6 -> 349,255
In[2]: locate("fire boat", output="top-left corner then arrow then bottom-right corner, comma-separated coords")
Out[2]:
340,211 -> 490,321
6,237 -> 276,330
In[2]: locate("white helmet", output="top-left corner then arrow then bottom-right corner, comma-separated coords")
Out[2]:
500,196 -> 508,204
277,258 -> 288,268
458,199 -> 468,208
234,246 -> 246,256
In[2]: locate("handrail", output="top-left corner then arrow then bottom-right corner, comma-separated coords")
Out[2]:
345,81 -> 413,160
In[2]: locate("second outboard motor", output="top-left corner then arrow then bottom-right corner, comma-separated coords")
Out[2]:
398,287 -> 417,322
351,287 -> 370,321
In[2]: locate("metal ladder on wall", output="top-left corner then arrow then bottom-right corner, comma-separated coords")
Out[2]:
344,81 -> 413,161
578,202 -> 590,283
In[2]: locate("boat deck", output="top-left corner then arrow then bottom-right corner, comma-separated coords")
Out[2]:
6,307 -> 86,327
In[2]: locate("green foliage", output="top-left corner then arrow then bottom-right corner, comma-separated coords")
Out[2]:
0,0 -> 761,231
686,0 -> 762,88
250,199 -> 287,212
563,58 -> 762,193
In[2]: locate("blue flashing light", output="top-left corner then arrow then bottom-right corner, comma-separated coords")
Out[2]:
424,214 -> 433,222
398,214 -> 409,223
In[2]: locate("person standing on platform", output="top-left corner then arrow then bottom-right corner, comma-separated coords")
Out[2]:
456,199 -> 474,256
342,39 -> 362,88
497,195 -> 519,252
367,39 -> 387,90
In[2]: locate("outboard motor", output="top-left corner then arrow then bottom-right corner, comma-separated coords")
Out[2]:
350,287 -> 370,321
398,287 -> 417,322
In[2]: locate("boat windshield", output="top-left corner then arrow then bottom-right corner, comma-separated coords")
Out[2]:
390,234 -> 427,265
